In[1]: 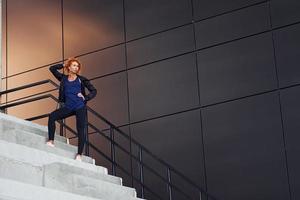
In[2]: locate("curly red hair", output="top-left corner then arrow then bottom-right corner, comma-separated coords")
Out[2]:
64,58 -> 82,74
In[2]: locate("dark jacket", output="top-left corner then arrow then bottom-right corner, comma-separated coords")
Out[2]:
49,63 -> 97,104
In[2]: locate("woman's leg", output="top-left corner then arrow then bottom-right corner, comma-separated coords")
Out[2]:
75,106 -> 87,156
48,106 -> 73,142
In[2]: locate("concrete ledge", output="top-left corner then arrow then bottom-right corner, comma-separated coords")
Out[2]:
0,113 -> 146,200
0,155 -> 122,187
45,170 -> 136,200
44,162 -> 122,185
0,112 -> 67,143
0,156 -> 43,186
1,129 -> 94,164
0,140 -> 107,175
0,178 -> 102,200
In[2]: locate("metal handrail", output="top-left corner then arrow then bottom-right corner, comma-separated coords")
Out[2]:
0,79 -> 58,96
25,113 -> 168,200
0,79 -> 217,200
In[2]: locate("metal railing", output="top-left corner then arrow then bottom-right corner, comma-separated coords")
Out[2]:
0,79 -> 218,200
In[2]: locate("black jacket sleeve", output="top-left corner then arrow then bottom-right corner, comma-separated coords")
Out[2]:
49,63 -> 64,81
82,77 -> 97,102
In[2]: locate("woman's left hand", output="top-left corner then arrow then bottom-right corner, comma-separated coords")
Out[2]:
77,93 -> 85,101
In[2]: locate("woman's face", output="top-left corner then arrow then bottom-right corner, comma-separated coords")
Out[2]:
68,61 -> 80,74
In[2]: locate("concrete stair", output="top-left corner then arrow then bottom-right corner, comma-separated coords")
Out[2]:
0,112 -> 145,200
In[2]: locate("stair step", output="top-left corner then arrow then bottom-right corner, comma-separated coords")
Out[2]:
0,155 -> 136,200
0,112 -> 67,143
0,139 -> 107,175
1,129 -> 94,164
0,178 -> 103,200
0,155 -> 122,186
45,169 -> 136,199
0,155 -> 43,186
44,162 -> 122,185
0,113 -> 146,200
0,145 -> 143,200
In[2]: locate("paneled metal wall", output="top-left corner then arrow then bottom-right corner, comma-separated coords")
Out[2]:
2,0 -> 300,199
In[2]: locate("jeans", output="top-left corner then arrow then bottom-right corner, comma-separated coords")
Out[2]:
48,105 -> 87,155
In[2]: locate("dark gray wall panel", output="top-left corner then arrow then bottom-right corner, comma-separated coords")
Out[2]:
64,0 -> 124,57
270,0 -> 300,28
127,25 -> 194,68
280,86 -> 300,200
198,33 -> 277,106
125,0 -> 192,40
131,110 -> 206,199
273,23 -> 300,88
202,92 -> 290,200
192,0 -> 263,21
128,53 -> 199,122
79,45 -> 126,78
195,3 -> 270,49
88,73 -> 129,127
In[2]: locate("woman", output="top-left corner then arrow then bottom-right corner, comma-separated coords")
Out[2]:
46,58 -> 97,161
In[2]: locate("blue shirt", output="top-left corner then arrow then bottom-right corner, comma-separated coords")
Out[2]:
63,76 -> 85,111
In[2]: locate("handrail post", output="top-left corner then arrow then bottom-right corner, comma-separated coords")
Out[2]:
139,146 -> 145,198
129,132 -> 134,187
110,126 -> 116,175
167,167 -> 172,200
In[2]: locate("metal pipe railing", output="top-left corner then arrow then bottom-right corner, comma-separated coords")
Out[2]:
0,79 -> 218,200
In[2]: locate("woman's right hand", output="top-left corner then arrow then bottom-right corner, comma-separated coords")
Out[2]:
77,93 -> 85,101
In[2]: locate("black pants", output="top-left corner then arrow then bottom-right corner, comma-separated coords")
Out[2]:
48,105 -> 87,155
